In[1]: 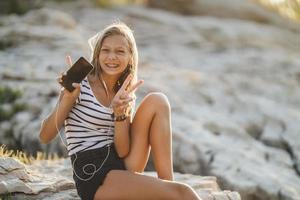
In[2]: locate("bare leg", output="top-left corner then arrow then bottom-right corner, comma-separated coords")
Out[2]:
94,93 -> 202,199
149,93 -> 173,180
93,170 -> 202,200
124,92 -> 173,180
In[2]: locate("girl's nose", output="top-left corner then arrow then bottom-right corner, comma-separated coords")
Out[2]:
107,52 -> 117,60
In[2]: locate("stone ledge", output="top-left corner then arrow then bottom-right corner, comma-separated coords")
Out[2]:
0,157 -> 241,200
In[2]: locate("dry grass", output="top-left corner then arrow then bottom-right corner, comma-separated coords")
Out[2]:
0,145 -> 61,165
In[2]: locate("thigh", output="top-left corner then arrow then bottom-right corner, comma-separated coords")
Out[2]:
94,170 -> 181,200
124,94 -> 156,171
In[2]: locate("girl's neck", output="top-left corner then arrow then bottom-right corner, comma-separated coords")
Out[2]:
98,73 -> 118,94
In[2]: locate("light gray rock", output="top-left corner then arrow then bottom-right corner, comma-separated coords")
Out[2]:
0,157 -> 25,173
22,8 -> 76,29
0,157 -> 240,200
260,117 -> 285,148
0,157 -> 74,195
0,2 -> 299,200
147,0 -> 300,32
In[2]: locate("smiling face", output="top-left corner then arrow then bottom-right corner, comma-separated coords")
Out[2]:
99,35 -> 132,77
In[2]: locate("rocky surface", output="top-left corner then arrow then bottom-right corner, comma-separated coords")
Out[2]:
148,0 -> 300,32
0,1 -> 300,200
0,157 -> 241,200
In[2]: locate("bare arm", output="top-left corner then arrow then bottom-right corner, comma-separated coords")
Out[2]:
39,90 -> 78,144
39,55 -> 80,144
112,75 -> 143,158
114,117 -> 131,158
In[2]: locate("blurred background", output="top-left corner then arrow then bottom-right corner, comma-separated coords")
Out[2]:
0,0 -> 300,199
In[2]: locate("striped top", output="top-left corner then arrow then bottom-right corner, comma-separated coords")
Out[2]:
64,79 -> 114,156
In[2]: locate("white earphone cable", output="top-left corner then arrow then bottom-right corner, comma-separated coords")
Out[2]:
55,83 -> 112,182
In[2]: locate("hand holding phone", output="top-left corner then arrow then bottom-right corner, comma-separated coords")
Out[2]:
60,57 -> 94,92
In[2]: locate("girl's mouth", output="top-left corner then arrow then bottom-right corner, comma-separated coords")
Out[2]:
105,64 -> 119,68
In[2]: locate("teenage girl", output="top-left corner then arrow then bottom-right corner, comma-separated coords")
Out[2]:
40,22 -> 202,200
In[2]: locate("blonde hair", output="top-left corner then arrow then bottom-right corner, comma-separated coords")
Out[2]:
88,22 -> 138,93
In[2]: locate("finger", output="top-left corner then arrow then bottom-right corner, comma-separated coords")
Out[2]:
128,93 -> 136,98
115,98 -> 129,106
113,97 -> 133,109
57,73 -> 66,82
72,83 -> 80,89
118,104 -> 128,111
119,97 -> 134,106
57,73 -> 65,83
56,77 -> 62,84
127,80 -> 144,94
120,93 -> 129,100
128,101 -> 134,107
57,72 -> 64,78
66,55 -> 73,68
119,74 -> 133,93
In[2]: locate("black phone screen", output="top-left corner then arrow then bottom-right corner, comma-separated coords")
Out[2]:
61,57 -> 94,92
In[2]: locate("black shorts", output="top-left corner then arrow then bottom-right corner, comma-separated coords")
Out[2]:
70,144 -> 126,200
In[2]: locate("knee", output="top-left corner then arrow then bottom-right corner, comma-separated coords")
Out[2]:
173,183 -> 195,200
145,92 -> 171,112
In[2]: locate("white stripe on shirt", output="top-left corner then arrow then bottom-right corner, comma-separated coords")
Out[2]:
64,79 -> 114,155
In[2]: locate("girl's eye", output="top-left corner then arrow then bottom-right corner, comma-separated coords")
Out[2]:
101,49 -> 109,52
117,50 -> 125,54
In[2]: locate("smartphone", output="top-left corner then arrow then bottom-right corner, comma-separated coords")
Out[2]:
60,57 -> 94,92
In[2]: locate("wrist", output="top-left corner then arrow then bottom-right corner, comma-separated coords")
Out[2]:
60,92 -> 77,103
112,108 -> 125,117
111,113 -> 127,122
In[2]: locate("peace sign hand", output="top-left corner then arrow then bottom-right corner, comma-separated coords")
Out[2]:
111,74 -> 144,117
